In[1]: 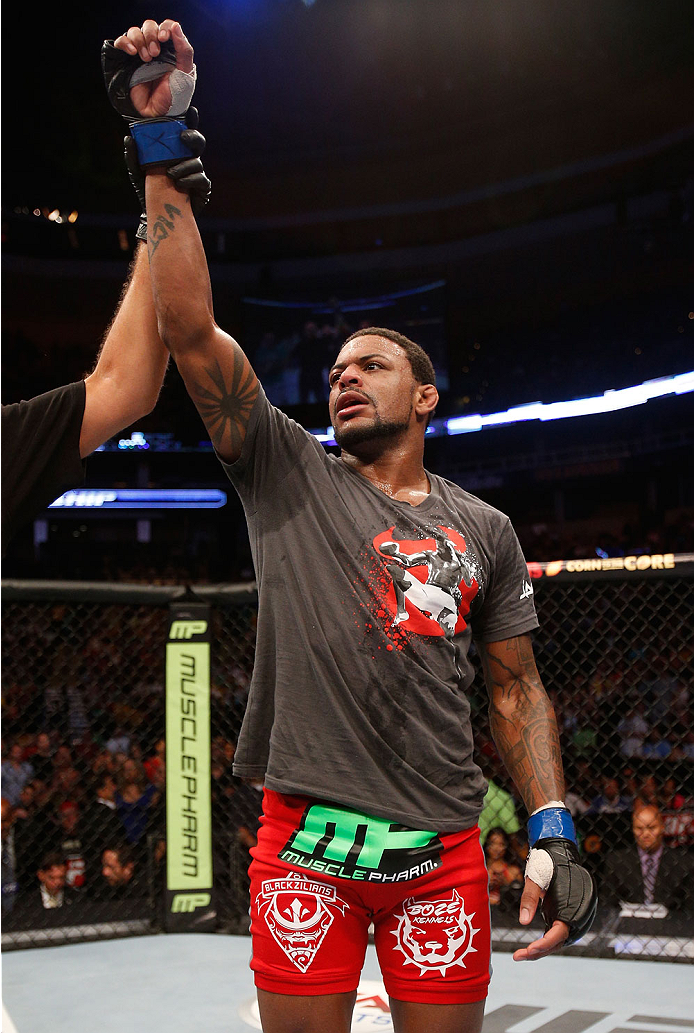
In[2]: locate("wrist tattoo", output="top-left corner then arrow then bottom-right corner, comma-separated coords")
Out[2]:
147,202 -> 183,256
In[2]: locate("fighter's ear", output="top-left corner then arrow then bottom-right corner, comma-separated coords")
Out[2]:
415,383 -> 438,420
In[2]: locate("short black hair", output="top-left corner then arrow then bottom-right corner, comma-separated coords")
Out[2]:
342,327 -> 436,387
103,842 -> 135,867
38,852 -> 65,872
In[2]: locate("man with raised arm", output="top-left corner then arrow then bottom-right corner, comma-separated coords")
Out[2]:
107,19 -> 596,1033
1,61 -> 210,552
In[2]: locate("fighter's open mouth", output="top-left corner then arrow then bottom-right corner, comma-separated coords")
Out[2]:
335,392 -> 369,417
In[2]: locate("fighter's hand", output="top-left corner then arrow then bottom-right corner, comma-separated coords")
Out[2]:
513,876 -> 569,961
113,19 -> 194,118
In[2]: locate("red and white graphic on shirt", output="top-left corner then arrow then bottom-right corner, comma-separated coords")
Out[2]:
373,526 -> 481,639
256,872 -> 349,973
391,890 -> 480,976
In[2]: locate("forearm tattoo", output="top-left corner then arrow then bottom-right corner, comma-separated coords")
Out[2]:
482,636 -> 564,812
147,202 -> 183,256
192,356 -> 259,455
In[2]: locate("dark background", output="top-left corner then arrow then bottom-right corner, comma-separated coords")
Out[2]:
3,0 -> 693,580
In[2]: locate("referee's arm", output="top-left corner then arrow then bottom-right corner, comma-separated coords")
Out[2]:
79,243 -> 169,458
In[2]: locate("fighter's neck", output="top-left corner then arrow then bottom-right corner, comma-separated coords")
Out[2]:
339,451 -> 431,506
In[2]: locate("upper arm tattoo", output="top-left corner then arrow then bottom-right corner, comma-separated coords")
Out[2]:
481,636 -> 564,811
190,354 -> 259,458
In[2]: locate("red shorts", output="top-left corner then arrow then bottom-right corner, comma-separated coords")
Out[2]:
248,789 -> 491,1004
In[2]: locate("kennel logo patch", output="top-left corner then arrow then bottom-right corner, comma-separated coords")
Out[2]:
391,890 -> 480,976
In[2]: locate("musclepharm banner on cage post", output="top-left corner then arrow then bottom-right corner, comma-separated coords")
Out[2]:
165,601 -> 216,931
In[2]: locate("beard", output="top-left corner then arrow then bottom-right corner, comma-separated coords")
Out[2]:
333,410 -> 411,450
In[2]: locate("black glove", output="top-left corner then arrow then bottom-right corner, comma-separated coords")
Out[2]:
533,837 -> 598,946
101,38 -> 208,240
125,108 -> 211,241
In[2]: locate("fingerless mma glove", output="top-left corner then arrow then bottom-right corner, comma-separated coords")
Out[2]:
525,804 -> 598,946
102,40 -> 209,240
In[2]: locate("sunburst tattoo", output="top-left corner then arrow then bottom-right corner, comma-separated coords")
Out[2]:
193,355 -> 259,454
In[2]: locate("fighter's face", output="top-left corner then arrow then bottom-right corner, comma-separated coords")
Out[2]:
328,336 -> 419,449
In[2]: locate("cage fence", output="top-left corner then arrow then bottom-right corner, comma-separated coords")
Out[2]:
1,563 -> 692,959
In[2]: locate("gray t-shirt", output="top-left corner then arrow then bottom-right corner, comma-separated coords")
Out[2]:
222,389 -> 539,832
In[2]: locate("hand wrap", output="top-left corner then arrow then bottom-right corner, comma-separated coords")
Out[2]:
101,39 -> 197,167
525,805 -> 598,946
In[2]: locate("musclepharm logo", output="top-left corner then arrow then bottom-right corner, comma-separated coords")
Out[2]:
520,579 -> 534,600
169,620 -> 208,640
171,892 -> 211,913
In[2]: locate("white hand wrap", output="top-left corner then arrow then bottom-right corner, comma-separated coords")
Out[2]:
525,847 -> 555,891
130,61 -> 197,116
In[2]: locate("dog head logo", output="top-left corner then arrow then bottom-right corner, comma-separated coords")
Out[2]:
392,890 -> 480,975
256,874 -> 348,973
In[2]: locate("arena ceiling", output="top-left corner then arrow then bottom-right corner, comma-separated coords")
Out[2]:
6,0 -> 694,230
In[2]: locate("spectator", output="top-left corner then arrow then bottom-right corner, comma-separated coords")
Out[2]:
94,773 -> 118,813
50,762 -> 86,809
671,726 -> 694,762
661,776 -> 694,850
143,739 -> 165,786
587,776 -> 632,816
661,776 -> 687,813
82,774 -> 127,858
564,785 -> 590,818
91,749 -> 118,780
483,827 -> 524,912
617,703 -> 650,759
1,742 -> 34,806
633,774 -> 661,811
115,776 -> 159,849
49,744 -> 74,783
23,732 -> 55,784
638,725 -> 672,761
1,798 -> 19,916
105,726 -> 131,756
35,852 -> 76,910
600,805 -> 694,911
101,843 -> 147,898
645,654 -> 679,725
53,800 -> 88,891
14,781 -> 40,823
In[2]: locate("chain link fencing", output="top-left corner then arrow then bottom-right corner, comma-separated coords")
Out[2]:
2,560 -> 693,959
